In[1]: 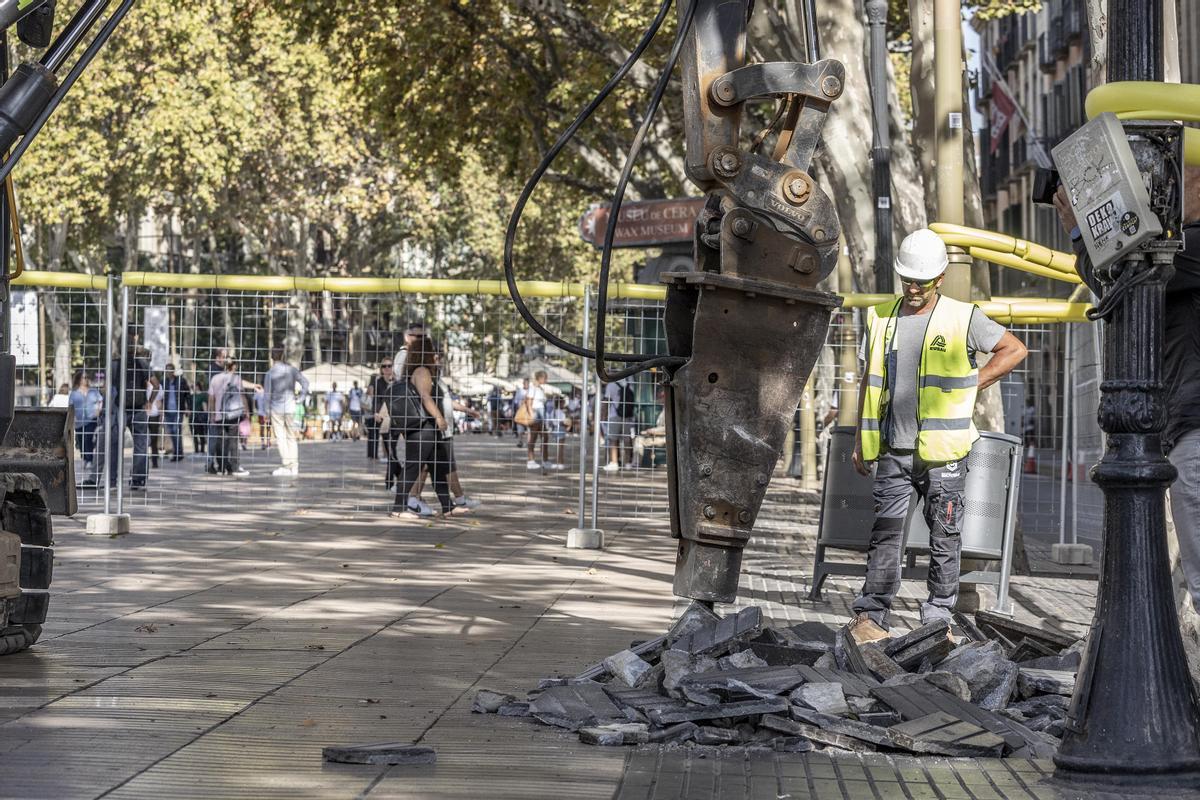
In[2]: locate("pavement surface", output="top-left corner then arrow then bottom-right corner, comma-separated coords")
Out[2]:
0,436 -> 1183,799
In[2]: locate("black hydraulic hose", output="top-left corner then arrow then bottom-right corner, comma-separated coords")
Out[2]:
503,0 -> 673,364
803,0 -> 821,61
0,0 -> 134,186
41,0 -> 110,73
593,0 -> 698,382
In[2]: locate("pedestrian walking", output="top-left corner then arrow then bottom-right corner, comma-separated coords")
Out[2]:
263,346 -> 310,477
405,351 -> 483,513
389,336 -> 460,517
846,229 -> 1028,644
163,363 -> 191,461
1055,176 -> 1200,610
146,373 -> 164,468
513,378 -> 530,446
205,348 -> 227,472
544,396 -> 567,470
191,377 -> 208,455
326,382 -> 346,440
348,380 -> 365,440
207,359 -> 253,478
365,359 -> 393,462
254,385 -> 270,449
108,345 -> 151,492
603,376 -> 636,471
392,320 -> 425,374
69,370 -> 102,486
522,372 -> 550,470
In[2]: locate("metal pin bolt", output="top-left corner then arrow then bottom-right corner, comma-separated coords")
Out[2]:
821,76 -> 842,97
738,510 -> 752,524
756,474 -> 768,486
715,152 -> 740,177
783,175 -> 811,205
703,505 -> 716,520
714,81 -> 736,103
731,217 -> 753,239
700,465 -> 713,476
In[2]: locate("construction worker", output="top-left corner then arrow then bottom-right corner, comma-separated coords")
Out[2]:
847,229 -> 1028,643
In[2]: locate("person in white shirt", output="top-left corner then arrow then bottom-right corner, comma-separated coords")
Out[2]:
603,377 -> 637,471
326,382 -> 346,440
47,383 -> 70,408
523,371 -> 549,470
348,380 -> 365,440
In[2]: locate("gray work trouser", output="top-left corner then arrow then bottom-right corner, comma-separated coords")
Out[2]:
852,449 -> 968,627
1170,430 -> 1200,610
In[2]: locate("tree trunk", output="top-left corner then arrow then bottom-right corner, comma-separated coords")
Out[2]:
907,0 -> 937,223
1085,0 -> 1108,87
39,221 -> 72,390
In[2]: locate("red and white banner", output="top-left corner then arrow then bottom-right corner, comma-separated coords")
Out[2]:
989,82 -> 1017,154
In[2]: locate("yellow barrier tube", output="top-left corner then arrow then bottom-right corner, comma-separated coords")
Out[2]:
12,270 -> 107,290
930,223 -> 1078,275
1086,82 -> 1200,165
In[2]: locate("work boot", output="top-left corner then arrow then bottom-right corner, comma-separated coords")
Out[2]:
847,613 -> 890,645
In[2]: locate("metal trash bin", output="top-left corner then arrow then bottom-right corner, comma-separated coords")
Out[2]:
814,426 -> 876,550
903,431 -> 1021,560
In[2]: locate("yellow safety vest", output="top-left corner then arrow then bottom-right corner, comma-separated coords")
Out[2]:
860,295 -> 980,463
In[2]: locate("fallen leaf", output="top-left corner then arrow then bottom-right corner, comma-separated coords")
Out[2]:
587,568 -> 598,575
434,543 -> 444,549
301,718 -> 316,727
205,693 -> 218,698
135,623 -> 158,634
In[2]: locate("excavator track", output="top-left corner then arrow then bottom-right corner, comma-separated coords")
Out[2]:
0,472 -> 52,655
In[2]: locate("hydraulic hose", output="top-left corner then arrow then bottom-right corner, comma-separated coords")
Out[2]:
503,0 -> 674,366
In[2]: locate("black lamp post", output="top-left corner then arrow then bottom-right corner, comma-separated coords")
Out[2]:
1053,0 -> 1200,786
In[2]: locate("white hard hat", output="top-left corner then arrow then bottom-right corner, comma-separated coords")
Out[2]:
895,228 -> 949,281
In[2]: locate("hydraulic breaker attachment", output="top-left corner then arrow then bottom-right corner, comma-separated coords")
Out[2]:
664,0 -> 844,603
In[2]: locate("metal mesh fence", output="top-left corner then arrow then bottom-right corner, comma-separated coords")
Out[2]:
10,279 -> 1102,560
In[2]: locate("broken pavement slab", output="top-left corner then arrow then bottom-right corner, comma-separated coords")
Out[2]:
860,643 -> 906,680
669,606 -> 763,656
760,714 -> 875,752
789,682 -> 850,716
680,664 -> 807,697
788,707 -> 896,748
578,723 -> 650,746
889,712 -> 1007,757
529,683 -> 626,730
322,743 -> 436,766
647,696 -> 788,726
974,610 -> 1076,651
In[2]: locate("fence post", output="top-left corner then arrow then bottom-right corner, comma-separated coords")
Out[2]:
86,276 -> 130,534
115,285 -> 129,515
569,288 -> 602,549
590,355 -> 602,530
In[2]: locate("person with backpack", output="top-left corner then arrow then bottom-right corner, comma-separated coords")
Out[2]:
207,359 -> 255,477
387,336 -> 463,517
603,376 -> 637,471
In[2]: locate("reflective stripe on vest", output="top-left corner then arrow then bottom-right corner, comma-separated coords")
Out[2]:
860,295 -> 980,462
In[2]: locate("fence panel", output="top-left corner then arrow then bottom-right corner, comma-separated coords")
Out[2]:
10,278 -> 1097,566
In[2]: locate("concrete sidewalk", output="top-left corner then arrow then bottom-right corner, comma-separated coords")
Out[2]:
0,437 -> 1151,799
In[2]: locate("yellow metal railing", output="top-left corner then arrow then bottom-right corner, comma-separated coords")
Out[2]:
9,271 -> 1092,323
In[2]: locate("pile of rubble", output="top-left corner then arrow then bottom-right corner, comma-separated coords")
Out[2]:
473,604 -> 1080,758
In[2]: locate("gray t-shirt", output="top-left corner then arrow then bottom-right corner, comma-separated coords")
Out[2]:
263,362 -> 310,414
859,306 -> 1006,450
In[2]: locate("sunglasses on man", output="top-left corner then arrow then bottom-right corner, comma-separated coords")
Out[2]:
901,276 -> 940,289
381,363 -> 394,369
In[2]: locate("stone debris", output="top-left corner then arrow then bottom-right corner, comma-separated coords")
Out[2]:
789,682 -> 850,716
478,604 -> 1079,758
1017,668 -> 1076,698
604,649 -> 654,688
472,689 -> 515,714
322,742 -> 436,766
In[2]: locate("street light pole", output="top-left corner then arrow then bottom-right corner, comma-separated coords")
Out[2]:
1053,0 -> 1200,786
